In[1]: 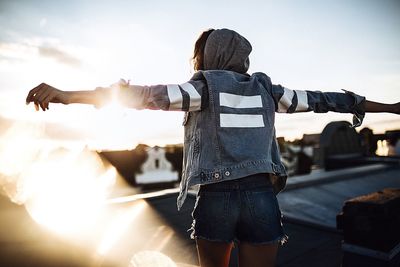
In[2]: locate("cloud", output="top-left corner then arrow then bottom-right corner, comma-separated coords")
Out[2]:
0,37 -> 82,67
38,45 -> 81,67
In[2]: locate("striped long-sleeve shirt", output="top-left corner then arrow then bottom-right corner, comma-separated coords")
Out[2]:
100,76 -> 365,127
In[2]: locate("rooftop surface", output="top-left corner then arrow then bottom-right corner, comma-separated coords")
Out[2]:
0,164 -> 399,267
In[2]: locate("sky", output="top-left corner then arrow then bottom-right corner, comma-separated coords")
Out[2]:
0,0 -> 399,149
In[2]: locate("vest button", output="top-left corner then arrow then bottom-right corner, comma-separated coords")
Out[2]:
225,171 -> 230,176
214,172 -> 220,180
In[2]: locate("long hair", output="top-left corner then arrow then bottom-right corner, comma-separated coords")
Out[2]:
192,29 -> 214,71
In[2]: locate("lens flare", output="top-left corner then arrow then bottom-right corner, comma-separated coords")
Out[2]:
23,151 -> 116,235
0,121 -> 116,236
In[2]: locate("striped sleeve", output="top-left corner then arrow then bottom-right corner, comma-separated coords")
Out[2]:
271,84 -> 310,113
167,82 -> 202,111
115,80 -> 205,112
271,84 -> 366,127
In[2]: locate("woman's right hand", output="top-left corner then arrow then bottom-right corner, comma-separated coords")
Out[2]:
26,83 -> 69,111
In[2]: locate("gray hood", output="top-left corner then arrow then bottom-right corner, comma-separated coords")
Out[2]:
203,29 -> 252,74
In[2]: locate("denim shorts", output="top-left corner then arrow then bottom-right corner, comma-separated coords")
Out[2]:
190,173 -> 288,245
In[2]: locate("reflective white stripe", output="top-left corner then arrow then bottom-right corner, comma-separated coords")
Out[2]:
277,87 -> 295,112
180,82 -> 201,111
295,90 -> 309,112
167,84 -> 183,110
220,114 -> 265,128
220,93 -> 262,109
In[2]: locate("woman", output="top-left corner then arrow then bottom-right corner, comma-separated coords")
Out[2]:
26,28 -> 400,267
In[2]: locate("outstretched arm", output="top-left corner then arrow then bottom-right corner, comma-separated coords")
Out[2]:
269,84 -> 399,127
26,79 -> 206,112
271,84 -> 399,115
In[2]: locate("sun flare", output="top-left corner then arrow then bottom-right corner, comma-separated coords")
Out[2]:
24,158 -> 117,235
0,122 -> 117,236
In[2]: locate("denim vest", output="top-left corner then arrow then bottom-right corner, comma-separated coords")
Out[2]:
177,70 -> 288,210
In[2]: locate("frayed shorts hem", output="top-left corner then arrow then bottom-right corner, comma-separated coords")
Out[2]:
240,234 -> 289,246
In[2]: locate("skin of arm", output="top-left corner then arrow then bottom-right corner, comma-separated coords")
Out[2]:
64,90 -> 100,105
26,83 -> 110,111
365,100 -> 400,114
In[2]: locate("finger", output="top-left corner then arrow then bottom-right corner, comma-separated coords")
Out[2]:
26,83 -> 46,104
39,102 -> 46,111
26,84 -> 42,104
43,100 -> 49,110
34,102 -> 39,111
34,85 -> 53,103
36,87 -> 57,110
43,91 -> 57,110
40,91 -> 54,111
28,83 -> 49,104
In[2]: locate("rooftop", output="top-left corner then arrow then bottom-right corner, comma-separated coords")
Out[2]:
0,164 -> 399,267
